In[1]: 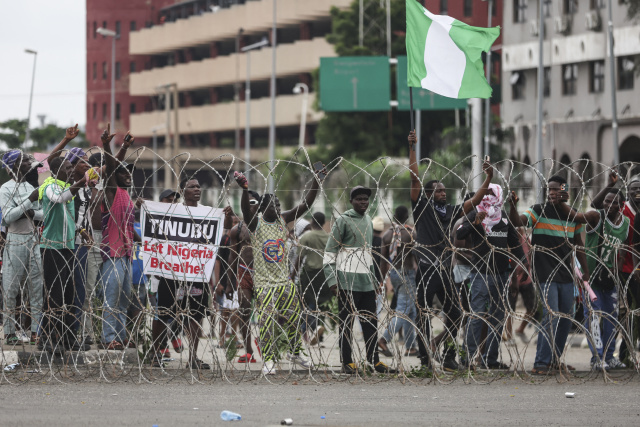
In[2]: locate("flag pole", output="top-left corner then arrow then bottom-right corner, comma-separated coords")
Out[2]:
410,87 -> 415,130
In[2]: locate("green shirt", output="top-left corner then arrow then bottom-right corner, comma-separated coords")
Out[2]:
39,179 -> 76,250
323,209 -> 375,292
585,211 -> 629,289
299,229 -> 329,271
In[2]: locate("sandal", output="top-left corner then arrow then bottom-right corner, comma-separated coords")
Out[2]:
377,339 -> 393,357
405,348 -> 419,357
531,365 -> 554,375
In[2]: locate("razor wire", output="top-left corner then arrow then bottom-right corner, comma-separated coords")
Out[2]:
1,144 -> 640,385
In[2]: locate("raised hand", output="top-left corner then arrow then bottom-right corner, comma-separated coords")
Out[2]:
408,130 -> 417,149
123,131 -> 135,149
508,190 -> 519,206
313,162 -> 328,182
608,169 -> 618,187
101,123 -> 116,147
482,159 -> 494,180
65,124 -> 80,141
474,211 -> 487,225
233,171 -> 248,189
223,205 -> 235,218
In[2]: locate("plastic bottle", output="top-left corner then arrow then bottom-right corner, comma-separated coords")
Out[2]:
220,410 -> 242,421
281,419 -> 293,426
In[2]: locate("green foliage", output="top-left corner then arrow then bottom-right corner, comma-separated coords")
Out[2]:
0,118 -> 88,151
0,119 -> 27,149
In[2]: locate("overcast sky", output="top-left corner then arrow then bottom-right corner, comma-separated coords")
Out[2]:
0,0 -> 85,129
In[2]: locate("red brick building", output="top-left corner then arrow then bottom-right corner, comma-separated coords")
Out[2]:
86,0 -> 174,145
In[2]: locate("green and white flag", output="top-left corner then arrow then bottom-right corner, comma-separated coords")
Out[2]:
406,0 -> 500,99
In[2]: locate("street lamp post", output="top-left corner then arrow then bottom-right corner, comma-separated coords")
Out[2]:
96,27 -> 117,153
24,49 -> 37,148
241,38 -> 270,175
293,83 -> 309,148
268,0 -> 277,193
151,124 -> 165,201
235,28 -> 244,154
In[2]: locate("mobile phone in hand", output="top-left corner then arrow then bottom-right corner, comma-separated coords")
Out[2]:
313,161 -> 326,180
124,134 -> 133,143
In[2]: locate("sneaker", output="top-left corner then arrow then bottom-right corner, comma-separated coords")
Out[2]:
237,353 -> 257,363
342,363 -> 358,375
104,341 -> 124,351
286,352 -> 314,369
262,360 -> 277,375
482,361 -> 510,370
441,358 -> 460,372
5,334 -> 20,345
591,360 -> 610,371
82,335 -> 95,346
189,358 -> 211,370
374,361 -> 397,374
605,358 -> 626,369
171,338 -> 184,353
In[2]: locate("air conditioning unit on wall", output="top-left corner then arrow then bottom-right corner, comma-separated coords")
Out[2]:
554,15 -> 571,35
585,11 -> 601,31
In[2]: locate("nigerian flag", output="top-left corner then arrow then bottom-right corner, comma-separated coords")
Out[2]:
406,0 -> 500,99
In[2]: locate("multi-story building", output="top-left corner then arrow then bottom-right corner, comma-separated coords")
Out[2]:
501,0 -> 640,179
86,0 -> 175,146
127,0 -> 352,184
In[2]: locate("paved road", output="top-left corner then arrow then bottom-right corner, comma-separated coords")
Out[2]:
1,377 -> 639,426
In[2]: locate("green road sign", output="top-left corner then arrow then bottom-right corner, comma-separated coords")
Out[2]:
396,56 -> 467,111
319,57 -> 391,112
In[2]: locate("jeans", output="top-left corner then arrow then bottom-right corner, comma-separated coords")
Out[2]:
82,231 -> 103,338
464,271 -> 509,366
583,287 -> 618,362
383,269 -> 417,350
101,256 -> 132,344
534,281 -> 574,368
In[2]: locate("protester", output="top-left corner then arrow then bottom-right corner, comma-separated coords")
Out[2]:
508,176 -> 589,375
456,184 -> 526,370
234,167 -> 324,375
295,212 -> 331,345
378,206 -> 418,357
39,156 -> 93,352
407,130 -> 493,372
324,186 -> 396,374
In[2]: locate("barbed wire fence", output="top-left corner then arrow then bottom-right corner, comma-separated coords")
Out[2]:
1,147 -> 639,385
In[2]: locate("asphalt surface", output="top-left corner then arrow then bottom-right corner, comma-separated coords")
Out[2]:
1,377 -> 639,426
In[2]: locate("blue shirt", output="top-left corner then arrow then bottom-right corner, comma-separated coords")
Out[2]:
132,222 -> 148,285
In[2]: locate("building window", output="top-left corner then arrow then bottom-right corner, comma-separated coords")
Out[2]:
543,67 -> 551,97
92,62 -> 97,80
115,62 -> 121,80
543,0 -> 552,17
440,0 -> 448,15
511,71 -> 526,100
590,0 -> 605,9
102,21 -> 107,37
464,0 -> 473,17
618,56 -> 635,90
130,61 -> 137,73
589,61 -> 605,93
102,62 -> 107,79
130,103 -> 137,114
130,21 -> 137,32
116,103 -> 121,120
562,64 -> 578,95
564,0 -> 578,14
514,0 -> 527,23
93,21 -> 97,38
492,0 -> 497,16
102,103 -> 107,120
115,21 -> 121,37
92,103 -> 97,119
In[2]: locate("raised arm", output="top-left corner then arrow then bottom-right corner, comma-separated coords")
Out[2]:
591,170 -> 617,209
47,124 -> 80,161
506,191 -> 528,228
408,130 -> 421,203
556,202 -> 601,228
115,131 -> 134,162
379,230 -> 393,282
574,231 -> 590,281
463,160 -> 494,214
234,172 -> 258,232
282,163 -> 327,224
44,175 -> 89,204
101,123 -> 117,206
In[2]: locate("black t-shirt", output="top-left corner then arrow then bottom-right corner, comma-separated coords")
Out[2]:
412,197 -> 463,266
372,235 -> 383,283
456,210 -> 525,273
217,233 -> 232,288
524,203 -> 583,284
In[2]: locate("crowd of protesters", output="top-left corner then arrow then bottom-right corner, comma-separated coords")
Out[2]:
0,125 -> 639,376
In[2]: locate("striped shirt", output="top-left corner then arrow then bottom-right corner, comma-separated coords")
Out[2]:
523,203 -> 584,283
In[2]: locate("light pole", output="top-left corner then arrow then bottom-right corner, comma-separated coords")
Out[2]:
483,0 -> 493,159
96,27 -> 117,153
607,0 -> 620,165
293,83 -> 309,148
268,0 -> 277,193
24,49 -> 37,148
241,37 -> 270,175
151,124 -> 165,201
235,28 -> 244,154
535,0 -> 545,202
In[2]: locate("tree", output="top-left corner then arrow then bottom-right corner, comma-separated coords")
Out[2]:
313,0 -> 456,162
0,118 -> 87,152
0,119 -> 27,149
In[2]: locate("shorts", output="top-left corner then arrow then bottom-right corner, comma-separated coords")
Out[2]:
155,277 -> 208,322
238,264 -> 254,292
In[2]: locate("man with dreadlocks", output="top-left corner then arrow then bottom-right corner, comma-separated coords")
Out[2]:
234,165 -> 325,376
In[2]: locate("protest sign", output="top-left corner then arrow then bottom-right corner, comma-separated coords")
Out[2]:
140,201 -> 224,282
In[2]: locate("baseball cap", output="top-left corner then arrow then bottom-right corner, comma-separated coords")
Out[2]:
372,216 -> 385,232
116,161 -> 135,173
350,185 -> 372,200
159,189 -> 180,200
